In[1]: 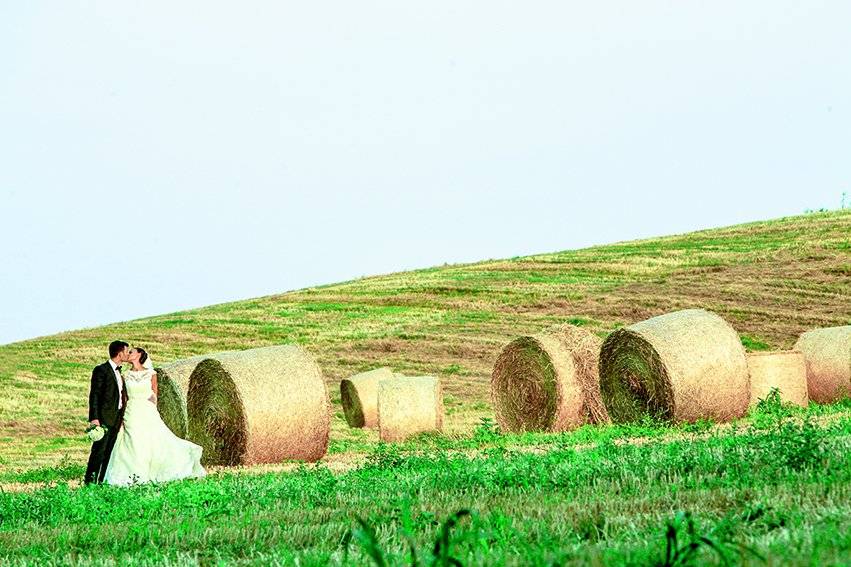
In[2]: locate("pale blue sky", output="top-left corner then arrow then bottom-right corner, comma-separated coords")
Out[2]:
1,2 -> 849,345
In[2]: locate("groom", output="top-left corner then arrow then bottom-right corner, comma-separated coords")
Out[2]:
84,340 -> 130,485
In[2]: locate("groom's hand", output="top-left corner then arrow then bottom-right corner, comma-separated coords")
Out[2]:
90,419 -> 100,426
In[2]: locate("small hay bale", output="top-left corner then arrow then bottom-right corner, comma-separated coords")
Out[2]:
599,308 -> 749,423
746,351 -> 808,407
187,345 -> 331,465
794,326 -> 851,403
491,324 -> 607,433
340,367 -> 393,428
156,355 -> 207,439
378,375 -> 443,442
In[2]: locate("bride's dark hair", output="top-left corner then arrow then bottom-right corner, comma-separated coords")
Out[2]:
136,347 -> 148,365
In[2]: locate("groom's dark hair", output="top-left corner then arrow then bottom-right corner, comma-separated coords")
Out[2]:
108,341 -> 129,358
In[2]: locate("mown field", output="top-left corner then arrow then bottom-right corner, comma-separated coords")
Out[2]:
1,399 -> 850,565
1,210 -> 850,565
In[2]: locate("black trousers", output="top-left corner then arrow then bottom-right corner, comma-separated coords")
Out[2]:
84,422 -> 121,485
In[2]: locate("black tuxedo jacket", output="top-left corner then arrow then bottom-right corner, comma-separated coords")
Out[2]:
88,362 -> 128,428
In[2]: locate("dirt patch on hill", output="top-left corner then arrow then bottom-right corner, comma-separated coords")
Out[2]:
510,249 -> 850,347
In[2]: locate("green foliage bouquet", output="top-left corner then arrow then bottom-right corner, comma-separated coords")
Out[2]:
85,423 -> 108,442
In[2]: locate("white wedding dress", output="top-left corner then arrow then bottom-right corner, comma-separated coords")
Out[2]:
104,368 -> 207,486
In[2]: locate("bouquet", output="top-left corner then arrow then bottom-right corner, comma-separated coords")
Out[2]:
85,423 -> 108,442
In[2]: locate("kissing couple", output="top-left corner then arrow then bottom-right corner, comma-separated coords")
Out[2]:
84,340 -> 207,486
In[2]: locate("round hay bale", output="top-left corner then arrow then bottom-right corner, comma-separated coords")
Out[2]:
378,375 -> 443,442
599,308 -> 749,423
746,351 -> 808,408
187,345 -> 331,465
491,324 -> 607,433
794,326 -> 851,403
340,367 -> 394,428
156,355 -> 207,439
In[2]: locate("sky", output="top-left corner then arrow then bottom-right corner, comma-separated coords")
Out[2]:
1,2 -> 849,346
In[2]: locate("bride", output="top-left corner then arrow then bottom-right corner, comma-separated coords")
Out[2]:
104,347 -> 207,486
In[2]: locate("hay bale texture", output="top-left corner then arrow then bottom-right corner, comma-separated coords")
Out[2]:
378,375 -> 443,442
599,309 -> 749,423
155,355 -> 207,439
747,351 -> 808,407
794,326 -> 851,403
340,367 -> 393,428
491,324 -> 607,432
187,345 -> 331,465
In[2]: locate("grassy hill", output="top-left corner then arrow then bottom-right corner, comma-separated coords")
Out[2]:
1,210 -> 850,471
1,210 -> 850,565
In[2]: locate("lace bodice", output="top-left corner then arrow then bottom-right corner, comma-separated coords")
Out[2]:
123,368 -> 155,400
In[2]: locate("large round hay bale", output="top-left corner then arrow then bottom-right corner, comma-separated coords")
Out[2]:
340,367 -> 393,428
378,375 -> 443,442
491,324 -> 607,433
746,351 -> 808,408
187,345 -> 331,465
155,355 -> 207,439
599,308 -> 749,423
794,326 -> 851,403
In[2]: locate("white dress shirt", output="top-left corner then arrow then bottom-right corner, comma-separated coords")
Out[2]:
108,359 -> 123,410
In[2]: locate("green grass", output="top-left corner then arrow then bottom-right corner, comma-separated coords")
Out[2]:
741,335 -> 772,352
1,408 -> 849,565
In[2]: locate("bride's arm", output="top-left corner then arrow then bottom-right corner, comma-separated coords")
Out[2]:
148,372 -> 158,404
